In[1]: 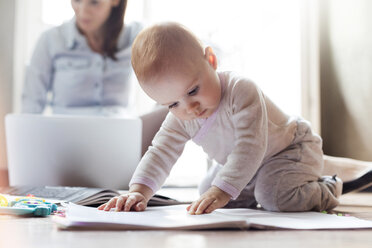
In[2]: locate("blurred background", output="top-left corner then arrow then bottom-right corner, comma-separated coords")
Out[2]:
0,0 -> 371,187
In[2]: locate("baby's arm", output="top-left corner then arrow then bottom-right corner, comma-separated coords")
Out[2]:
98,184 -> 153,212
186,186 -> 231,215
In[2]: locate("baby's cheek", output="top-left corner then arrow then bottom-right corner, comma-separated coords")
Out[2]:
172,110 -> 189,120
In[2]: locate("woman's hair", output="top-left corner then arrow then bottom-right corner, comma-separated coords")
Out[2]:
102,0 -> 127,60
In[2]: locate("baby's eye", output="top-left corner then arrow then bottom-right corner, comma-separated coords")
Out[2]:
90,0 -> 99,5
188,86 -> 199,96
168,102 -> 179,109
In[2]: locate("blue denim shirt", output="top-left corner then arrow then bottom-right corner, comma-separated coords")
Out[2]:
22,18 -> 142,115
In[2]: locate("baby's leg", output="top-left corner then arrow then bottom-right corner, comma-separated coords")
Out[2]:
323,155 -> 372,182
254,157 -> 341,212
254,121 -> 341,212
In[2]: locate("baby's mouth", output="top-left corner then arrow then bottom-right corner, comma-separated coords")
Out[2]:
197,109 -> 207,117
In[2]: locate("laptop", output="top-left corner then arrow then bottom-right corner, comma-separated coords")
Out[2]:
5,113 -> 142,190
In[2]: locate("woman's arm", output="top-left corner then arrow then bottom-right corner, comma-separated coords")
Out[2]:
22,32 -> 53,113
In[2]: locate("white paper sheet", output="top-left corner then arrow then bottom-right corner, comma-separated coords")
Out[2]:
54,203 -> 249,230
53,203 -> 372,230
217,208 -> 372,229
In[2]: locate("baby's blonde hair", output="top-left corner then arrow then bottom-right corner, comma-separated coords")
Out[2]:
131,22 -> 205,83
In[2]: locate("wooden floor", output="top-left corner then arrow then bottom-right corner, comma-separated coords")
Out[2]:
0,192 -> 372,248
333,193 -> 372,221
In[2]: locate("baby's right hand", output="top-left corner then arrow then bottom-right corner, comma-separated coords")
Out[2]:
97,192 -> 148,212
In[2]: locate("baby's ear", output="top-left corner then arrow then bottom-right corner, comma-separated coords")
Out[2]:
204,46 -> 218,70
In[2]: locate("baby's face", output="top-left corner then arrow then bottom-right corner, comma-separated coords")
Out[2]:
141,58 -> 221,121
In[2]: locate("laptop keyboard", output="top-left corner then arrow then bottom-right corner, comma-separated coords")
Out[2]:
0,186 -> 86,200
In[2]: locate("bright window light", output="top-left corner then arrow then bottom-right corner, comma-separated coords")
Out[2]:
42,0 -> 74,25
144,0 -> 301,116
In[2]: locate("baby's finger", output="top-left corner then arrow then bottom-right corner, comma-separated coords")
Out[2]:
203,199 -> 222,214
134,201 -> 146,211
97,203 -> 107,210
204,201 -> 219,214
115,195 -> 127,212
186,204 -> 191,211
188,199 -> 202,215
103,197 -> 118,211
195,198 -> 214,215
124,195 -> 137,211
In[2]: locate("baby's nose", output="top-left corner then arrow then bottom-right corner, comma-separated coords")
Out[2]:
185,101 -> 199,114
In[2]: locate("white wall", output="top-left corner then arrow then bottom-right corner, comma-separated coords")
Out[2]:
320,0 -> 372,160
0,0 -> 16,171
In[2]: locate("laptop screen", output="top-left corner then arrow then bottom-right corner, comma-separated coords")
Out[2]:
5,114 -> 142,190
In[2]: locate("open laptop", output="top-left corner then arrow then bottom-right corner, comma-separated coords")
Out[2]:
5,113 -> 142,191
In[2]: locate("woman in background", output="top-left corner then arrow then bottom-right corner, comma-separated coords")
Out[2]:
22,0 -> 141,116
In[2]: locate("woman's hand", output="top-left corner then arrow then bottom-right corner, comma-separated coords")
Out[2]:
186,186 -> 231,215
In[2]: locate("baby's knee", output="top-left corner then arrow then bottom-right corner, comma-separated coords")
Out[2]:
254,188 -> 280,211
253,173 -> 285,211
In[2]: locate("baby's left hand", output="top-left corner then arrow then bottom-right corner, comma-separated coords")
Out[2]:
187,186 -> 231,215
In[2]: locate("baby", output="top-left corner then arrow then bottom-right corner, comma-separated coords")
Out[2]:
98,22 -> 342,214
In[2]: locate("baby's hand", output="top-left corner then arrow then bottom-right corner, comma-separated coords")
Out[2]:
186,186 -> 231,215
97,192 -> 147,212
